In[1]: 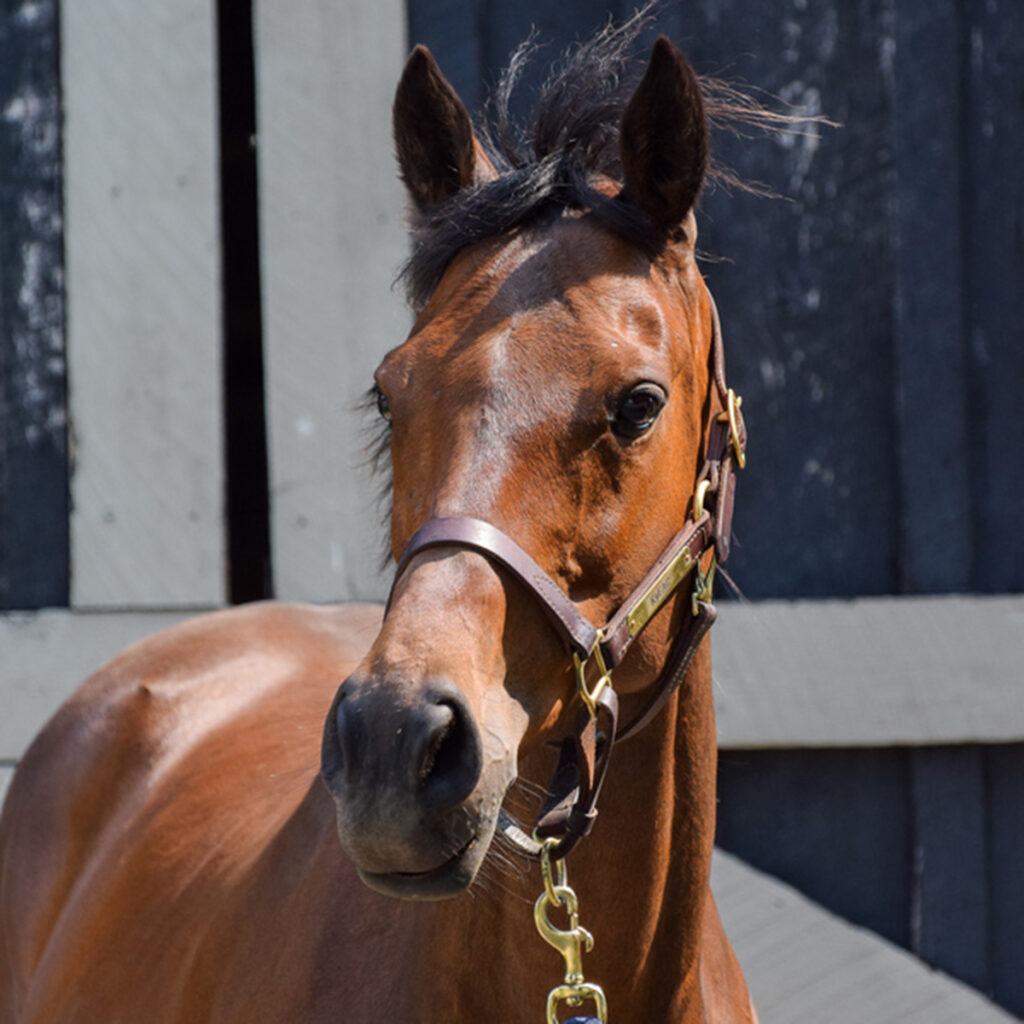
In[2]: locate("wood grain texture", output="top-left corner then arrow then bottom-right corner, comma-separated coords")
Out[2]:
63,0 -> 225,608
712,849 -> 1019,1023
714,595 -> 1024,747
255,0 -> 410,603
0,0 -> 68,610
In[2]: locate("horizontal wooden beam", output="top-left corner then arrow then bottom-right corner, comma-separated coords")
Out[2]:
714,595 -> 1024,747
0,595 -> 1021,763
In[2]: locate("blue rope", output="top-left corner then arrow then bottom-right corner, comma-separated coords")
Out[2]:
562,1018 -> 603,1023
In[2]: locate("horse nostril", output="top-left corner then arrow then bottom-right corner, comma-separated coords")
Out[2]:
416,697 -> 481,811
329,693 -> 359,785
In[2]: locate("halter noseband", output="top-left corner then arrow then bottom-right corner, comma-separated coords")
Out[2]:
386,293 -> 746,860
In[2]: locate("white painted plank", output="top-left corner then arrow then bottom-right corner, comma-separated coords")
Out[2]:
2,595 -> 1023,763
63,0 -> 225,607
0,766 -> 12,811
714,595 -> 1024,748
712,849 -> 1018,1023
0,609 -> 195,760
255,0 -> 410,603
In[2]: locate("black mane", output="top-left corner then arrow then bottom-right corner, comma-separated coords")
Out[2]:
398,8 -> 799,309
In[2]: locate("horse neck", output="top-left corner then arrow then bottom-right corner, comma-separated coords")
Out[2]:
410,640 -> 720,1021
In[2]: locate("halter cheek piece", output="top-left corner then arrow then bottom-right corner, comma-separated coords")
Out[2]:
386,294 -> 746,861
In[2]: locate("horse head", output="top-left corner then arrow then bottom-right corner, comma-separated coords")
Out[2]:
321,35 -> 721,899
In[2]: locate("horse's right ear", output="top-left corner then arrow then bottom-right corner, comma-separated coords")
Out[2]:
393,46 -> 496,210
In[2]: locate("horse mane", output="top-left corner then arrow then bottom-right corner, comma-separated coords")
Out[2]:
399,5 -> 811,310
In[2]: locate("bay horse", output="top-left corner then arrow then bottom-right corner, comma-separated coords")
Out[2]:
0,24 -> 759,1024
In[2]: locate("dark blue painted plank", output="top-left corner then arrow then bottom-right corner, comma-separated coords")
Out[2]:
964,0 -> 1024,592
716,748 -> 911,947
987,745 -> 1024,1017
0,0 -> 68,610
685,1 -> 900,598
909,747 -> 991,992
888,2 -> 972,593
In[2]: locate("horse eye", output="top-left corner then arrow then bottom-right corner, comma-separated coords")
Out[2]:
374,387 -> 393,424
610,384 -> 666,439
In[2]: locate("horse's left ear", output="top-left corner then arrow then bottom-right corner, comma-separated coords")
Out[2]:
619,36 -> 708,233
393,45 -> 497,210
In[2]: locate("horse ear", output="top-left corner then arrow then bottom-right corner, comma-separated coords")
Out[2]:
393,46 -> 496,210
619,36 -> 708,232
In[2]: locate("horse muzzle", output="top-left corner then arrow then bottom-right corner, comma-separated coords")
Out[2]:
320,672 -> 506,899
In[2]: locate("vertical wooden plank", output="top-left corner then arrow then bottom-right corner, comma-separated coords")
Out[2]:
887,1 -> 972,593
716,748 -> 911,947
909,747 -> 991,992
63,0 -> 225,608
687,0 -> 899,598
987,745 -> 1024,1018
255,0 -> 410,602
0,0 -> 68,610
964,0 -> 1024,592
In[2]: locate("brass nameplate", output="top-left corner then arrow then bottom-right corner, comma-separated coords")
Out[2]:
626,548 -> 694,638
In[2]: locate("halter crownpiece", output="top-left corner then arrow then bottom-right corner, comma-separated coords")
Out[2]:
387,291 -> 746,860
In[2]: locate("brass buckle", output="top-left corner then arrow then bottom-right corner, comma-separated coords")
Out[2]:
693,479 -> 711,520
723,389 -> 746,469
572,636 -> 611,717
692,553 -> 717,616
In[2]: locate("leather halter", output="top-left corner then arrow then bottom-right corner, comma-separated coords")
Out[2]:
387,293 -> 746,860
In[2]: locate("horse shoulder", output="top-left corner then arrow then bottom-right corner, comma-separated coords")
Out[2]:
0,601 -> 389,1024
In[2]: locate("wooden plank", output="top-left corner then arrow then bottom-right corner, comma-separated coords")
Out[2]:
0,0 -> 68,609
716,749 -> 910,946
888,2 -> 972,593
0,609 -> 195,761
0,766 -> 12,810
255,0 -> 410,603
687,1 -> 899,598
711,849 -> 1019,1023
965,0 -> 1024,592
987,745 -> 1024,1018
62,0 -> 225,608
909,748 -> 990,991
713,595 -> 1024,747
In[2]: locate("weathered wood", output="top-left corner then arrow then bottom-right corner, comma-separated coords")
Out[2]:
687,1 -> 899,598
62,0 -> 225,608
716,748 -> 911,946
964,0 -> 1024,592
255,0 -> 410,603
909,747 -> 991,991
712,848 -> 1019,1023
0,609 -> 194,761
887,1 -> 972,593
988,745 -> 1024,1018
0,0 -> 68,610
713,595 -> 1024,747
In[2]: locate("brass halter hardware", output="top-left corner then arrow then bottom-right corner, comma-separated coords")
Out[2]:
534,840 -> 608,1023
572,633 -> 612,716
723,389 -> 746,468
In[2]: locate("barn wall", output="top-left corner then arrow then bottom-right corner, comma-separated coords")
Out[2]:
1,0 -> 1022,1016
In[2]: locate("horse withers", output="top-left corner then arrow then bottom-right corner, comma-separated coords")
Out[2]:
0,24 -> 758,1024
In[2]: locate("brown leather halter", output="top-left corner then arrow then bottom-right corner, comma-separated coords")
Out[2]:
387,294 -> 746,860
